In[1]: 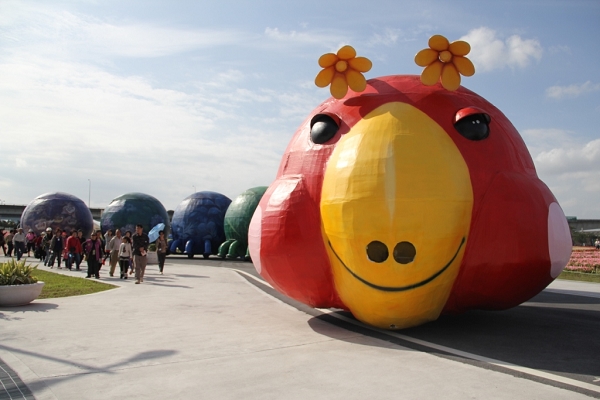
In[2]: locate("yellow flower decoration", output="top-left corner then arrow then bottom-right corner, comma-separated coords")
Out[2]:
315,45 -> 372,99
414,34 -> 475,91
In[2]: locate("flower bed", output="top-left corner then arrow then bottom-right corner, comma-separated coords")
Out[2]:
565,247 -> 600,274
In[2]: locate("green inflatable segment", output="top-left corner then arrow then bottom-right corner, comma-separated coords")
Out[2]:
218,186 -> 267,260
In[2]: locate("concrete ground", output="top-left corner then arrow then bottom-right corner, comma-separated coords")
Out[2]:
1,257 -> 599,400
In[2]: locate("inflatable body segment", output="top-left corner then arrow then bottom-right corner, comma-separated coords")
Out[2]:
219,187 -> 267,260
101,192 -> 170,238
248,75 -> 572,329
22,192 -> 94,238
170,191 -> 231,258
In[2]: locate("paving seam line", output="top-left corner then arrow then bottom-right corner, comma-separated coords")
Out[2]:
232,269 -> 600,396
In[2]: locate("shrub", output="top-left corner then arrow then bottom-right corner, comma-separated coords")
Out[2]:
0,259 -> 39,285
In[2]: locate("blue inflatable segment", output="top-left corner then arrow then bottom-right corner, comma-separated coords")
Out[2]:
170,191 -> 232,259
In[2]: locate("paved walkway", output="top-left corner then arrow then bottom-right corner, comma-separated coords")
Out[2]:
1,258 -> 599,399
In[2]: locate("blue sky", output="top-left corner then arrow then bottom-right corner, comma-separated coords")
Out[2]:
1,0 -> 599,217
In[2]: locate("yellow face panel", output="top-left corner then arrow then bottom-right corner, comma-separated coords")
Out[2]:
320,102 -> 473,329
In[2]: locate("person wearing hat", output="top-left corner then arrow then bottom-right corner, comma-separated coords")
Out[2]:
41,227 -> 54,266
13,228 -> 26,260
25,229 -> 36,257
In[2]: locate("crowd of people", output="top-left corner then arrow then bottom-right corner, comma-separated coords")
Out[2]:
0,224 -> 168,284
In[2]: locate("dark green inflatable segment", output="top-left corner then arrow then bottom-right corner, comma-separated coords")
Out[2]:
100,192 -> 170,237
218,186 -> 267,260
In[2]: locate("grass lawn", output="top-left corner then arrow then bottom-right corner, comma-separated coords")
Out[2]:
32,269 -> 117,299
558,270 -> 600,284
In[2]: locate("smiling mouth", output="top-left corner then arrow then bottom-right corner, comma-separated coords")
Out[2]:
328,237 -> 466,292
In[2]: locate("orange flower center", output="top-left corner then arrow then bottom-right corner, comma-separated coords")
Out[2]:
335,60 -> 348,72
439,51 -> 453,62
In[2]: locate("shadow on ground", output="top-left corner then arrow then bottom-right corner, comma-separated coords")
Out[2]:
0,303 -> 58,321
307,291 -> 600,384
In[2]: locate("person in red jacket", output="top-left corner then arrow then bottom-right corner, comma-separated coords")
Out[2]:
65,230 -> 83,271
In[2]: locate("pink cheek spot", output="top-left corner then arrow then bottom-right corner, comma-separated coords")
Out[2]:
547,202 -> 572,278
248,205 -> 263,274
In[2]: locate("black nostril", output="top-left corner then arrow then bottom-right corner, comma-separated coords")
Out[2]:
366,241 -> 388,263
394,242 -> 416,264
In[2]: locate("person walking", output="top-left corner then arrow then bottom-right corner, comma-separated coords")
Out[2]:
41,228 -> 53,266
124,231 -> 134,275
34,234 -> 44,260
84,232 -> 103,279
106,229 -> 122,277
13,228 -> 26,261
156,230 -> 168,274
132,224 -> 149,284
48,228 -> 65,268
104,230 -> 113,252
118,236 -> 132,279
0,230 -> 5,256
102,229 -> 112,268
65,230 -> 83,270
25,229 -> 36,257
595,238 -> 600,250
77,230 -> 86,264
5,230 -> 14,257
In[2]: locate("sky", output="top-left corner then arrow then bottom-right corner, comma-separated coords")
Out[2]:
1,0 -> 599,218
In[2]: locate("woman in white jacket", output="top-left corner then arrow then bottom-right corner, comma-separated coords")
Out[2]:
118,236 -> 133,280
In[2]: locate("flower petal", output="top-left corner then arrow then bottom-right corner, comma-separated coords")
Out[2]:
346,69 -> 367,92
428,35 -> 449,51
449,40 -> 471,56
452,56 -> 475,77
414,48 -> 439,67
441,63 -> 461,91
315,66 -> 335,87
421,60 -> 443,86
348,57 -> 372,72
319,53 -> 338,68
337,45 -> 357,60
330,72 -> 348,99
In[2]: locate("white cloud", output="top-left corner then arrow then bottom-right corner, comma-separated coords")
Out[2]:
460,27 -> 542,72
0,3 -> 248,59
546,81 -> 600,99
521,130 -> 600,218
548,44 -> 571,54
0,3 -> 334,211
264,27 -> 344,47
521,128 -> 578,155
534,139 -> 600,175
0,50 -> 310,209
368,28 -> 402,46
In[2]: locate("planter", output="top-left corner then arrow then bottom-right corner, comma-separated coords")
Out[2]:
146,251 -> 158,265
0,282 -> 45,307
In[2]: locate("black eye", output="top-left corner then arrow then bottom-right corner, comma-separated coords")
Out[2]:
393,242 -> 416,264
454,113 -> 490,141
310,114 -> 339,144
367,241 -> 388,263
